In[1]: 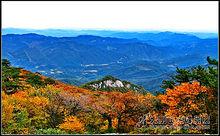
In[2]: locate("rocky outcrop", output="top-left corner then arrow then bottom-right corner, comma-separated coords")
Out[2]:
81,75 -> 146,93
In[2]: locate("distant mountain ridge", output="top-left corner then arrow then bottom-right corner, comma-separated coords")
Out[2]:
2,28 -> 218,39
2,32 -> 218,93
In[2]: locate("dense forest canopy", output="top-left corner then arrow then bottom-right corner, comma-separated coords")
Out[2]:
1,56 -> 218,134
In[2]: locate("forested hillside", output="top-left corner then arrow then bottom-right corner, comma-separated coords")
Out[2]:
2,57 -> 218,134
2,33 -> 218,92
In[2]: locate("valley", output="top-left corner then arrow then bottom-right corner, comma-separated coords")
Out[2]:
2,30 -> 218,93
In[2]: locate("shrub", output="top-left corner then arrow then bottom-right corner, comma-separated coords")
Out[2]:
44,77 -> 56,85
36,128 -> 67,134
26,73 -> 45,87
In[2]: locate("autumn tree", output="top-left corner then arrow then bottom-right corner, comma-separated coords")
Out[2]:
59,116 -> 85,133
90,91 -> 155,133
161,56 -> 218,134
45,93 -> 66,128
158,81 -> 215,133
2,89 -> 50,134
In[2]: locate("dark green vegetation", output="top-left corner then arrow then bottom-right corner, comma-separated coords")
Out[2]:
25,73 -> 56,87
25,73 -> 46,87
2,59 -> 22,94
162,56 -> 218,90
2,59 -> 57,94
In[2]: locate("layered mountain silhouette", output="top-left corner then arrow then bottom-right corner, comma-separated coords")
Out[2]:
2,31 -> 218,93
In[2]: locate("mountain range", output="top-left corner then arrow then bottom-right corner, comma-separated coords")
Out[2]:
2,28 -> 218,39
2,30 -> 218,93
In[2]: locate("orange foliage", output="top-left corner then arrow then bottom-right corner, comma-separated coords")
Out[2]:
157,81 -> 213,132
59,116 -> 85,133
88,91 -> 156,132
54,83 -> 92,95
158,81 -> 210,117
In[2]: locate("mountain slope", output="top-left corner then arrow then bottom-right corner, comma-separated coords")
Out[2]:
2,34 -> 167,68
2,33 -> 218,93
80,75 -> 146,93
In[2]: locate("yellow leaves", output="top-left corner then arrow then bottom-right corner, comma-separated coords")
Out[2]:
59,116 -> 85,133
20,128 -> 29,134
2,92 -> 8,99
100,120 -> 109,131
28,96 -> 49,108
100,118 -> 118,131
78,110 -> 103,130
7,90 -> 49,110
190,103 -> 198,110
2,92 -> 15,127
2,99 -> 14,126
112,118 -> 118,128
2,88 -> 51,133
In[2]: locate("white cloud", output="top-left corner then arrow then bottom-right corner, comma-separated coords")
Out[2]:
2,1 -> 218,32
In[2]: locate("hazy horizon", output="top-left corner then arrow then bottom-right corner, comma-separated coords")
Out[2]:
2,1 -> 218,32
2,27 -> 218,34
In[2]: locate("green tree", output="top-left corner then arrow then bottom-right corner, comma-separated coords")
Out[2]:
161,56 -> 218,134
44,77 -> 56,85
207,56 -> 218,66
26,73 -> 45,87
2,59 -> 21,94
2,59 -> 11,67
161,56 -> 218,90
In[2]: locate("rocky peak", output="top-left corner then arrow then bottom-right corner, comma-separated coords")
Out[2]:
81,75 -> 146,93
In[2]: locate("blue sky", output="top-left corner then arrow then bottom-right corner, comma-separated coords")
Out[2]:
2,1 -> 218,32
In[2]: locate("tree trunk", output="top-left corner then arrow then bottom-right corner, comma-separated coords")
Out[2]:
117,116 -> 122,132
107,116 -> 112,129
